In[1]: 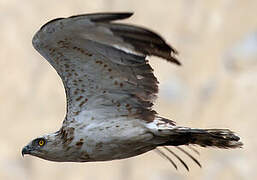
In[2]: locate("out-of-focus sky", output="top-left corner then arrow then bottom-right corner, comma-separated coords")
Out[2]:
1,0 -> 257,180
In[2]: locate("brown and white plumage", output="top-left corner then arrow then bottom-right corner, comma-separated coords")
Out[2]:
22,13 -> 242,170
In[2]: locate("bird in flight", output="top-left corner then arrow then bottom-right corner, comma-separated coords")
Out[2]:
22,12 -> 242,170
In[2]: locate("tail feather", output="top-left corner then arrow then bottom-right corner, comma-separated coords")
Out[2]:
161,128 -> 243,149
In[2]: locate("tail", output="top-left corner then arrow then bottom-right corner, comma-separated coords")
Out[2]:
153,124 -> 242,170
161,128 -> 243,149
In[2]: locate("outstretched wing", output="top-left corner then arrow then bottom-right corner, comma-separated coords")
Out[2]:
32,12 -> 179,124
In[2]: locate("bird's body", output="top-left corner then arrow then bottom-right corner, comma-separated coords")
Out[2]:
36,117 -> 155,162
22,13 -> 242,169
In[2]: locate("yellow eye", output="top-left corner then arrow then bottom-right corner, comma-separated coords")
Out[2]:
38,139 -> 45,146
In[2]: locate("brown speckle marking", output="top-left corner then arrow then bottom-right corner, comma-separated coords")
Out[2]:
96,142 -> 103,149
74,90 -> 78,95
60,127 -> 75,147
120,83 -> 123,87
127,107 -> 132,113
95,60 -> 103,64
67,127 -> 75,134
80,151 -> 90,161
114,81 -> 118,85
104,64 -> 108,68
72,46 -> 92,56
76,141 -> 84,147
74,111 -> 80,115
59,42 -> 70,48
108,68 -> 112,72
79,98 -> 88,107
76,96 -> 83,101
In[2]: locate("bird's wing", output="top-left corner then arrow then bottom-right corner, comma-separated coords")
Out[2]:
32,12 -> 180,124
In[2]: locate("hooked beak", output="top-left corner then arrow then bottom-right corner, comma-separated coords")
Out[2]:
22,145 -> 31,157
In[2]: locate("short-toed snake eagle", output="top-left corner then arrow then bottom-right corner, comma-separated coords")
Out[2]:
22,13 -> 242,170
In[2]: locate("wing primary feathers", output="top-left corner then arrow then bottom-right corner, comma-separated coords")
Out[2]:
102,23 -> 181,65
105,23 -> 169,45
176,146 -> 202,168
155,148 -> 177,170
69,12 -> 134,22
163,147 -> 189,171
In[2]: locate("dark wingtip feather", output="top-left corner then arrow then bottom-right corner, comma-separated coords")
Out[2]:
163,147 -> 189,171
176,146 -> 202,168
155,148 -> 178,170
187,145 -> 200,156
70,12 -> 134,22
104,22 -> 181,66
167,56 -> 181,66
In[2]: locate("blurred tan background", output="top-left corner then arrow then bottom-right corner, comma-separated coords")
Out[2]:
1,0 -> 257,179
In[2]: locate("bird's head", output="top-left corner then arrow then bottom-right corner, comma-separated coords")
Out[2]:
22,133 -> 65,162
